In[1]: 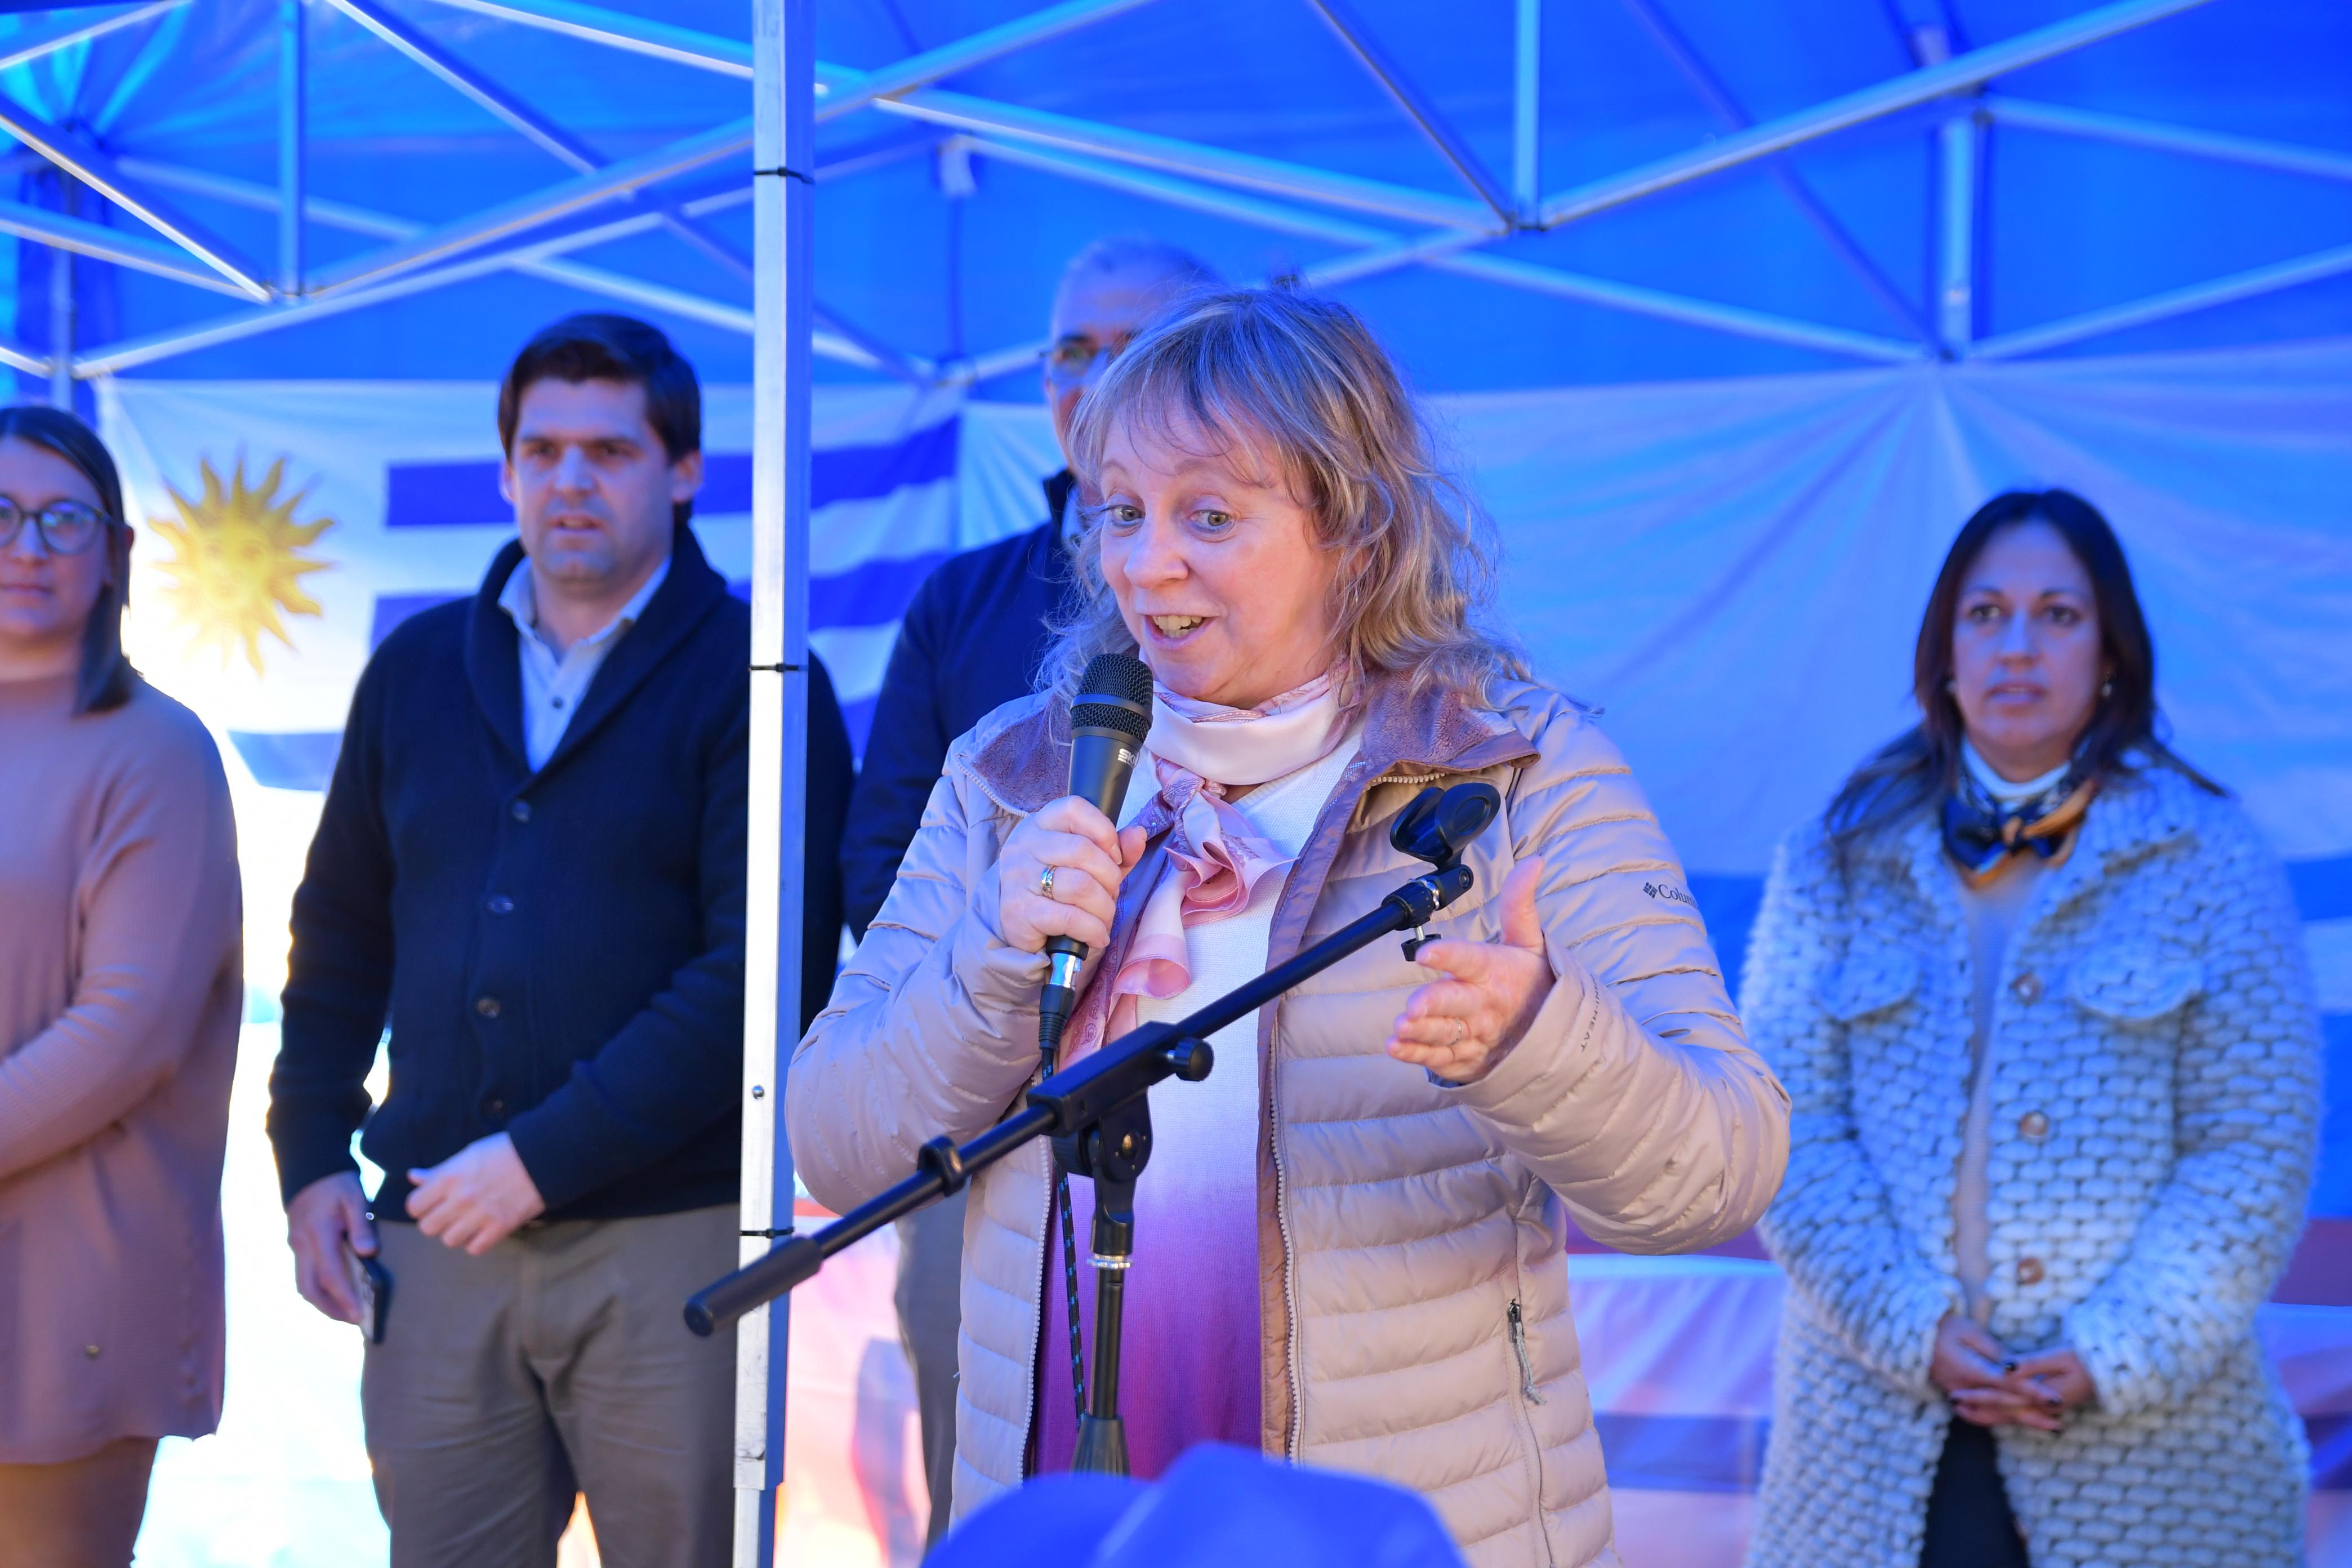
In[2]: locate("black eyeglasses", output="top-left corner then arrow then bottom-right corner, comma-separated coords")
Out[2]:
0,497 -> 110,555
1042,335 -> 1132,386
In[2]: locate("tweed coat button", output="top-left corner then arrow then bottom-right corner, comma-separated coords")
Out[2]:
84,1343 -> 100,1358
2020,1111 -> 2050,1139
510,800 -> 532,823
2011,972 -> 2043,1004
475,995 -> 502,1019
2017,1256 -> 2045,1285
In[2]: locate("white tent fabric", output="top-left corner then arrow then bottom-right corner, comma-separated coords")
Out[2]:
962,333 -> 2352,871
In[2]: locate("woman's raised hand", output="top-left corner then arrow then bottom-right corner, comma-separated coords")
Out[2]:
997,796 -> 1150,955
1385,858 -> 1554,1085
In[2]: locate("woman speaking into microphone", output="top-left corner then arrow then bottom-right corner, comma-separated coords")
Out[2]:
789,288 -> 1787,1563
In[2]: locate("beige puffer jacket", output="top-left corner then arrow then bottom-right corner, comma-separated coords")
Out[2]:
790,671 -> 1790,1567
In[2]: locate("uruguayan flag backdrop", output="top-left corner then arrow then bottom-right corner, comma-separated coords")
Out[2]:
97,378 -> 1041,1003
99,378 -> 1028,782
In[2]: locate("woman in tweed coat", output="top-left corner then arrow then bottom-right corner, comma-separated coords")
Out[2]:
1744,490 -> 2320,1568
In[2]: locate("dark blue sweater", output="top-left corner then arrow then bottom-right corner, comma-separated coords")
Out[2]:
268,526 -> 851,1222
841,471 -> 1073,937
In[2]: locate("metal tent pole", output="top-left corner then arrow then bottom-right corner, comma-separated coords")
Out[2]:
741,0 -> 811,1563
46,178 -> 71,408
1511,0 -> 1540,222
279,0 -> 304,295
1935,106 -> 1979,353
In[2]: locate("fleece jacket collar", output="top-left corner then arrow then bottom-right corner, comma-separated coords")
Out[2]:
465,524 -> 728,782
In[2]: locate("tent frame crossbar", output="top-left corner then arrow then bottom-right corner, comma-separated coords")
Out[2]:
0,1 -> 194,77
1617,0 -> 1934,344
954,133 -> 1922,363
1984,95 -> 2352,185
11,0 -> 2313,383
1305,0 -> 1514,225
413,0 -> 753,77
102,155 -> 924,378
325,0 -> 781,296
0,93 -> 270,301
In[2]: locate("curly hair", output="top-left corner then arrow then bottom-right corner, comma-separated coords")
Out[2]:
1045,287 -> 1526,705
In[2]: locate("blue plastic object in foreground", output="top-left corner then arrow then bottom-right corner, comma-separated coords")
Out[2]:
930,1444 -> 1467,1568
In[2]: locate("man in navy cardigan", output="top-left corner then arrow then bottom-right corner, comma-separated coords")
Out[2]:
268,314 -> 849,1566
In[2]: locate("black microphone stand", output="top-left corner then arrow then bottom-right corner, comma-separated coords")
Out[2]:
685,782 -> 1504,1477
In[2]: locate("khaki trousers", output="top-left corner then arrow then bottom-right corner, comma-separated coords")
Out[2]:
0,1437 -> 156,1568
364,1206 -> 738,1568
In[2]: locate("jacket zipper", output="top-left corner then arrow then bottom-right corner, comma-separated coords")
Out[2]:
1507,1296 -> 1557,1567
1508,1299 -> 1546,1405
1271,1022 -> 1305,1459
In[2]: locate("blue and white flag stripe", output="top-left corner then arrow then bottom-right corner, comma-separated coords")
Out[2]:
100,386 -> 988,792
378,418 -> 960,531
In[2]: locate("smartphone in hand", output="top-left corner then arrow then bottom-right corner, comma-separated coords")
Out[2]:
344,1246 -> 393,1345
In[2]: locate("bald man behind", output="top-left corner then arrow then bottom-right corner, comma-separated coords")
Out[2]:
838,236 -> 1218,1545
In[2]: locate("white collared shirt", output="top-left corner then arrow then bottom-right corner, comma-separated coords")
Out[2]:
497,553 -> 670,770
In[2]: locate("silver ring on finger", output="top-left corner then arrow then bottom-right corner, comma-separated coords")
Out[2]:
1040,863 -> 1058,901
1451,1017 -> 1467,1048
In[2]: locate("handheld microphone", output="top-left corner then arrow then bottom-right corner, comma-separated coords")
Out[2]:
1039,653 -> 1153,1049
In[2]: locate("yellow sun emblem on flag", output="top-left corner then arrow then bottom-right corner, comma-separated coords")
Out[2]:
149,456 -> 335,673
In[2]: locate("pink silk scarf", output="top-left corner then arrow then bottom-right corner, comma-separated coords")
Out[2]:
1059,668 -> 1356,1063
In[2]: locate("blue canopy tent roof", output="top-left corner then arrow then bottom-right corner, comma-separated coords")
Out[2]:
1,0 -> 2347,398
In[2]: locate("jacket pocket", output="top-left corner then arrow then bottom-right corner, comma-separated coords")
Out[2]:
2068,946 -> 2203,1024
1820,949 -> 1920,1024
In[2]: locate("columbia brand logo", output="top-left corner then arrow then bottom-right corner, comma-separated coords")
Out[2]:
1642,880 -> 1696,906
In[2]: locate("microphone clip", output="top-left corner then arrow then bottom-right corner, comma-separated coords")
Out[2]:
1391,782 -> 1501,961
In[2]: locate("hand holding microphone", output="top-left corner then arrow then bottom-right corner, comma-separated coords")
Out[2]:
998,800 -> 1147,955
996,654 -> 1155,1043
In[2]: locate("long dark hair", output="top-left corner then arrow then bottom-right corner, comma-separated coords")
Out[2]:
0,404 -> 136,714
1825,488 -> 2219,845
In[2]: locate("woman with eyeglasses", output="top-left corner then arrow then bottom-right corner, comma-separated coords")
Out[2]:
1743,491 -> 2319,1567
0,406 -> 240,1566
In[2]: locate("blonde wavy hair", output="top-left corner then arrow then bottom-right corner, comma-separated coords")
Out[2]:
1046,287 -> 1526,706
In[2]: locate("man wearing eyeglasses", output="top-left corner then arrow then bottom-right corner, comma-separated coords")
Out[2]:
838,234 -> 1217,1544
